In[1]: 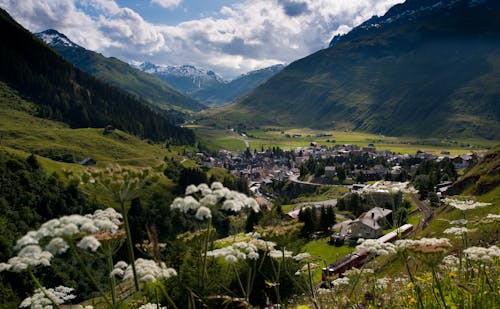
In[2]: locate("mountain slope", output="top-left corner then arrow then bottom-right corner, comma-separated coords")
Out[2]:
218,0 -> 500,140
36,29 -> 205,112
191,64 -> 285,106
0,9 -> 194,144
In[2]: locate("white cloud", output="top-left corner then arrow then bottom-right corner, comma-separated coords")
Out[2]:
151,0 -> 182,9
0,0 -> 403,78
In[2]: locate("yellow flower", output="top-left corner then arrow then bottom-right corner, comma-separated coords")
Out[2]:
409,297 -> 417,305
407,282 -> 414,290
297,306 -> 310,309
449,271 -> 457,279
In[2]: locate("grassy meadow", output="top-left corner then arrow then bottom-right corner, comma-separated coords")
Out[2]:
191,125 -> 496,155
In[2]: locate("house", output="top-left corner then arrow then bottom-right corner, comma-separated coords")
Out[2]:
324,166 -> 336,178
103,125 -> 115,134
350,207 -> 392,239
362,144 -> 376,153
79,157 -> 96,166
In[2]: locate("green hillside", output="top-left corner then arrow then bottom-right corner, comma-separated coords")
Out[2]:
0,81 -> 171,168
215,0 -> 500,140
0,9 -> 194,144
37,30 -> 205,112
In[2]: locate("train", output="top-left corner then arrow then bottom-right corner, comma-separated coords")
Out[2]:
322,224 -> 413,281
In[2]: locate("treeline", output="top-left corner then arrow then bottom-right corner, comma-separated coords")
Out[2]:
0,9 -> 194,144
298,206 -> 336,236
412,158 -> 457,199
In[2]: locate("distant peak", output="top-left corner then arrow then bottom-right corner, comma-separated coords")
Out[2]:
35,29 -> 80,48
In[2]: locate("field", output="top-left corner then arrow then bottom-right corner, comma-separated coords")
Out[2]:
191,125 -> 496,155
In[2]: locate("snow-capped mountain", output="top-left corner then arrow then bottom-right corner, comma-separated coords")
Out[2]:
35,29 -> 206,112
330,0 -> 488,47
191,63 -> 285,106
136,62 -> 226,94
37,29 -> 80,49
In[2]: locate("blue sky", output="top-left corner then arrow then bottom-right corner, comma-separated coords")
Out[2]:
0,0 -> 403,78
114,0 -> 241,25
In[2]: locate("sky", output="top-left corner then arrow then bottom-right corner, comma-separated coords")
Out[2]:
0,0 -> 403,79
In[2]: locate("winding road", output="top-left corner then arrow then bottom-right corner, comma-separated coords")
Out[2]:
409,193 -> 433,228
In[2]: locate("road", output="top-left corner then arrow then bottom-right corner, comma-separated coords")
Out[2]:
409,193 -> 433,228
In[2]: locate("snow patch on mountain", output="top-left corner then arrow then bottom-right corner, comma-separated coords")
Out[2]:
36,29 -> 79,48
137,62 -> 226,85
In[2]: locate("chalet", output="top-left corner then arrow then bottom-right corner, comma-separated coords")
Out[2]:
103,125 -> 115,134
350,207 -> 392,239
362,144 -> 376,153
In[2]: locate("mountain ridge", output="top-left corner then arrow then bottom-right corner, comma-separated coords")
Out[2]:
216,0 -> 500,140
35,29 -> 205,112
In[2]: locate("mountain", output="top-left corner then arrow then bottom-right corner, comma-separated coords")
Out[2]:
0,9 -> 194,144
217,0 -> 500,140
137,62 -> 284,106
191,64 -> 285,106
35,29 -> 205,112
137,62 -> 226,94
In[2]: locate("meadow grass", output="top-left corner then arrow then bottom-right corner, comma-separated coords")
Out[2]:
193,125 -> 494,155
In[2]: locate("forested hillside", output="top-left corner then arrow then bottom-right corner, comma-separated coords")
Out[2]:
0,9 -> 194,144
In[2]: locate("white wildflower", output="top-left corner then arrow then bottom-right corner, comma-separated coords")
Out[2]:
293,252 -> 311,262
45,237 -> 69,255
197,183 -> 210,192
20,286 -> 76,308
195,206 -> 212,221
183,196 -> 201,211
486,214 -> 500,219
357,239 -> 396,256
464,245 -> 500,263
443,227 -> 475,236
185,184 -> 199,195
123,259 -> 176,283
77,236 -> 101,252
211,182 -> 224,190
199,194 -> 219,206
225,254 -> 238,263
247,251 -> 259,260
268,249 -> 293,259
395,238 -> 452,252
14,235 -> 38,251
331,277 -> 350,288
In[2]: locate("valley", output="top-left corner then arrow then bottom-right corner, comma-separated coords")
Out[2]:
0,1 -> 498,308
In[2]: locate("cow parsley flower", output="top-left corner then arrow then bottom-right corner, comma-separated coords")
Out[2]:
45,237 -> 69,255
449,219 -> 468,225
463,245 -> 500,263
77,236 -> 101,252
211,182 -> 224,190
195,206 -> 212,221
293,252 -> 311,262
185,184 -> 199,195
268,249 -> 293,259
123,259 -> 176,283
331,277 -> 350,288
357,239 -> 396,256
443,227 -> 475,237
19,286 -> 76,308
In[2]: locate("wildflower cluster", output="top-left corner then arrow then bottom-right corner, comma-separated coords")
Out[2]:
443,226 -> 475,237
112,259 -> 177,283
171,182 -> 260,220
463,245 -> 500,262
0,208 -> 123,273
19,286 -> 76,308
207,241 -> 262,263
356,238 -> 397,256
395,238 -> 452,253
444,198 -> 492,211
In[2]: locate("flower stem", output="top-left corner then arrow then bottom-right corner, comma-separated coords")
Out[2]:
121,202 -> 139,292
106,252 -> 117,306
69,243 -> 113,308
28,270 -> 62,309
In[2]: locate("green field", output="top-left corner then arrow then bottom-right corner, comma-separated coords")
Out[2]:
192,125 -> 496,155
0,81 -> 190,174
